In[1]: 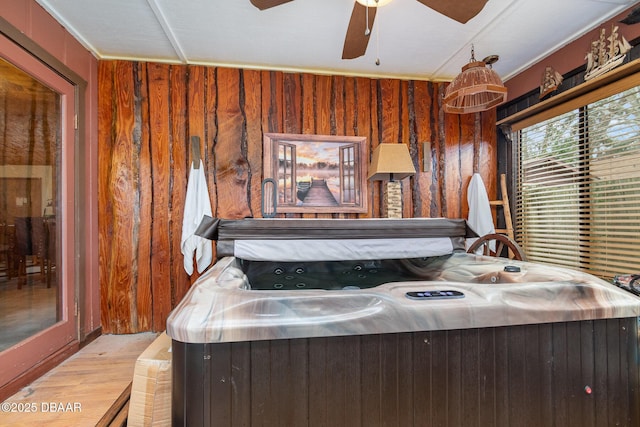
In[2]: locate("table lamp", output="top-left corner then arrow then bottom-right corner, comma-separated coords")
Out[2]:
368,143 -> 416,218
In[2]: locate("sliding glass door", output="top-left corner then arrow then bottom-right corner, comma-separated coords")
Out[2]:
0,34 -> 76,387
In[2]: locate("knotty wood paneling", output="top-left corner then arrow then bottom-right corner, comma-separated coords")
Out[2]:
169,66 -> 189,305
98,60 -> 497,333
136,61 -> 153,332
147,63 -> 173,332
216,68 -> 252,220
245,69 -> 265,223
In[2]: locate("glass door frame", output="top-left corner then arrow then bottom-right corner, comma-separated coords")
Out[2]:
0,32 -> 78,388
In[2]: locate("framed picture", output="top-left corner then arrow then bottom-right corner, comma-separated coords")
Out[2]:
263,133 -> 368,214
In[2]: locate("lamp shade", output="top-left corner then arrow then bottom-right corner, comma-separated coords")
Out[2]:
443,60 -> 507,114
368,143 -> 416,181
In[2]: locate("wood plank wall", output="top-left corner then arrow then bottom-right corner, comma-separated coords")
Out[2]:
98,60 -> 497,333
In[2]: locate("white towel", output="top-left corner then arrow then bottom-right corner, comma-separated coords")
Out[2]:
181,160 -> 213,275
466,173 -> 495,251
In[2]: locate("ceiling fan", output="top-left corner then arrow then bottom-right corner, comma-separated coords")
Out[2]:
250,0 -> 489,59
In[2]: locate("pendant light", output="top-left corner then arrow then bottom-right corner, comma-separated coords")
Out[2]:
443,45 -> 507,114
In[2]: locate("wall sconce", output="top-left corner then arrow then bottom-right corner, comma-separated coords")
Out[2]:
443,46 -> 507,114
368,143 -> 416,218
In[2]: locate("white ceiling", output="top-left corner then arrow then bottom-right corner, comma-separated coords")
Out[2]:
36,0 -> 640,82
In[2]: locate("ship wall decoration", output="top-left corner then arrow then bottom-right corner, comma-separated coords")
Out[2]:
585,25 -> 631,81
540,66 -> 563,99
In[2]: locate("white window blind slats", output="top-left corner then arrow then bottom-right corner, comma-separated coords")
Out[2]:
517,85 -> 640,280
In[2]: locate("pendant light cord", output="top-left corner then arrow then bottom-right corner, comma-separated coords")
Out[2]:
376,0 -> 380,65
363,0 -> 381,65
365,4 -> 371,36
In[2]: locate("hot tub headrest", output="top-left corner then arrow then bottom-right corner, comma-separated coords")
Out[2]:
196,217 -> 474,262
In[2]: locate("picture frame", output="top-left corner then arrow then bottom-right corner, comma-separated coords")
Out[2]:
263,133 -> 368,214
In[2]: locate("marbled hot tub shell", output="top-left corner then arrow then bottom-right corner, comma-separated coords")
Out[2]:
167,252 -> 640,344
167,218 -> 640,427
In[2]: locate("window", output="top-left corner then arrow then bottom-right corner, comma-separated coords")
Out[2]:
517,85 -> 640,279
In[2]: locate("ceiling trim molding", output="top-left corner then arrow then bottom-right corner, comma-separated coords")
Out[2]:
146,0 -> 188,63
95,53 -> 454,82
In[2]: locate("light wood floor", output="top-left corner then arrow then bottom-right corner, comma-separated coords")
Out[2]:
0,270 -> 57,352
0,332 -> 158,427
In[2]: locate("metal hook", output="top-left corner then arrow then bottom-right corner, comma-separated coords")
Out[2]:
261,178 -> 277,218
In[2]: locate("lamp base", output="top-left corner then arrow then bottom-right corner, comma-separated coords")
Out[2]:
383,181 -> 402,218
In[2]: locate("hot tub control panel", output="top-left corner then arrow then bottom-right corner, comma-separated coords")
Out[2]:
405,290 -> 465,300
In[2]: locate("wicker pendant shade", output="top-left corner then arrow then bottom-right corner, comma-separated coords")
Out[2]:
443,48 -> 507,114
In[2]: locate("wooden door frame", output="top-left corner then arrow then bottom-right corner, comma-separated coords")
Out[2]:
0,20 -> 88,399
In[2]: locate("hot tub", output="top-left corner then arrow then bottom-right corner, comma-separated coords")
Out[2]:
167,218 -> 640,427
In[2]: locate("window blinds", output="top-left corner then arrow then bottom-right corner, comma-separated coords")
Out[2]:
517,85 -> 640,280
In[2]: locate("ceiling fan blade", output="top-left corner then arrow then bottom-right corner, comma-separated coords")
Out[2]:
250,0 -> 294,10
342,2 -> 377,60
415,0 -> 488,23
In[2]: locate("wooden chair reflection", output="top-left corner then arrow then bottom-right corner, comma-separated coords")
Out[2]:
0,223 -> 16,280
467,233 -> 527,261
14,217 -> 55,289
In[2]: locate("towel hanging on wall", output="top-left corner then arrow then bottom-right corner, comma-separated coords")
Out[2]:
181,158 -> 213,275
466,173 -> 495,252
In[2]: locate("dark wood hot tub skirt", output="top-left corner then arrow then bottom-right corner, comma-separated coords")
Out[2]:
172,317 -> 640,427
